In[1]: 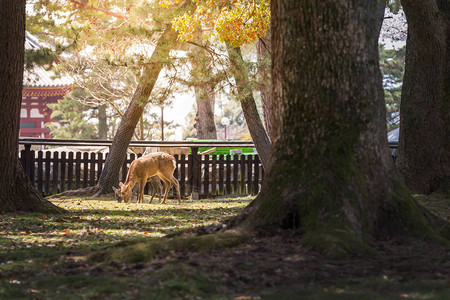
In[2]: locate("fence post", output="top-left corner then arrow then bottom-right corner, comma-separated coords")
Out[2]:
24,143 -> 32,179
191,147 -> 200,200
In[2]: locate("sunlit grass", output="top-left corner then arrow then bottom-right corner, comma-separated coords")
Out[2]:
0,196 -> 253,256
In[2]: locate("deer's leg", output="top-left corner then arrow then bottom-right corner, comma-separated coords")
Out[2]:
131,184 -> 138,203
156,177 -> 163,203
169,175 -> 181,205
158,175 -> 172,204
138,179 -> 146,203
149,178 -> 156,204
149,177 -> 163,204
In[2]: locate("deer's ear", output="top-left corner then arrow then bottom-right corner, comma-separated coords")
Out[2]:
112,186 -> 118,192
119,182 -> 124,187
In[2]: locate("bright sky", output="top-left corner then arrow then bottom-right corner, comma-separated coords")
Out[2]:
147,91 -> 196,140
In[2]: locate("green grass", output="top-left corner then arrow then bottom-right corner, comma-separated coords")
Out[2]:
262,278 -> 450,300
0,194 -> 449,299
414,193 -> 450,221
0,196 -> 252,299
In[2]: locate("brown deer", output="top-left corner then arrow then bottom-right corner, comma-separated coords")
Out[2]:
113,176 -> 163,204
117,152 -> 181,204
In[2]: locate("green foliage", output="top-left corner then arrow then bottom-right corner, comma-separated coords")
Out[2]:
27,1 -> 186,141
46,93 -> 98,139
196,146 -> 255,156
387,0 -> 402,14
24,47 -> 56,69
379,45 -> 405,130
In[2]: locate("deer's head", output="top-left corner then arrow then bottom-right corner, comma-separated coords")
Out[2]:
118,182 -> 133,203
112,186 -> 123,203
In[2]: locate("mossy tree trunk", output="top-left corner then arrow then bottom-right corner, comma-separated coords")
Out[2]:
94,25 -> 177,195
236,0 -> 448,255
396,0 -> 450,194
0,0 -> 63,213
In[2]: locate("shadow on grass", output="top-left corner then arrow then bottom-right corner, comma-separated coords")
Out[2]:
0,196 -> 251,264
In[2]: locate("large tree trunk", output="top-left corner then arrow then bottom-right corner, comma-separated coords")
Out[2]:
0,0 -> 62,213
235,0 -> 447,255
94,26 -> 177,195
256,30 -> 274,142
227,47 -> 271,170
396,0 -> 450,194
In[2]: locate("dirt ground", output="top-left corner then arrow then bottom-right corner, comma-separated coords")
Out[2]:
56,231 -> 450,298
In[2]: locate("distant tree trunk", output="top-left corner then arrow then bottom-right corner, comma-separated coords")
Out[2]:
189,44 -> 217,139
256,30 -> 274,142
397,0 -> 450,194
235,0 -> 448,255
227,47 -> 271,170
160,105 -> 164,141
94,26 -> 177,196
194,84 -> 217,139
0,0 -> 62,213
97,104 -> 108,139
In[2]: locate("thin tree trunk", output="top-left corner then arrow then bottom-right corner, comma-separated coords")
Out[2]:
98,104 -> 108,139
189,44 -> 218,139
376,1 -> 387,37
227,47 -> 271,170
194,84 -> 217,139
397,0 -> 450,194
0,0 -> 62,213
161,105 -> 164,141
256,29 -> 274,142
234,0 -> 447,255
94,26 -> 177,195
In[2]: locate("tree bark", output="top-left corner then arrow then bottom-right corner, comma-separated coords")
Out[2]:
194,84 -> 217,139
256,30 -> 274,142
94,26 -> 178,195
97,104 -> 108,139
234,0 -> 448,255
0,0 -> 62,213
396,0 -> 450,194
227,47 -> 271,170
376,1 -> 387,37
189,44 -> 218,140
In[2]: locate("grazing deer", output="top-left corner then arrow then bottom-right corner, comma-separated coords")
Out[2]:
117,152 -> 181,204
113,176 -> 163,204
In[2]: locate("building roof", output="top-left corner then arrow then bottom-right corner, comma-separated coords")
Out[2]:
388,127 -> 399,143
23,33 -> 73,88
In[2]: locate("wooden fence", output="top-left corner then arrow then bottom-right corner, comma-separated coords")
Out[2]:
19,139 -> 264,198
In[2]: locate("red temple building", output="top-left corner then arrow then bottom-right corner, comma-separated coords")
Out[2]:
20,34 -> 72,138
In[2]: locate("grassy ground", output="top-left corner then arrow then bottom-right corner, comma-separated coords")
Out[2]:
0,194 -> 449,299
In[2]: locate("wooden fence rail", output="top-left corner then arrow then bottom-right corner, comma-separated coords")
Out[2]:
19,143 -> 263,198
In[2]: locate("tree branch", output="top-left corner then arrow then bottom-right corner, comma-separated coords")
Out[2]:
67,0 -> 153,27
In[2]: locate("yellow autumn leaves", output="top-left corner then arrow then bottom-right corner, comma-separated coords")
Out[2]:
160,0 -> 270,47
